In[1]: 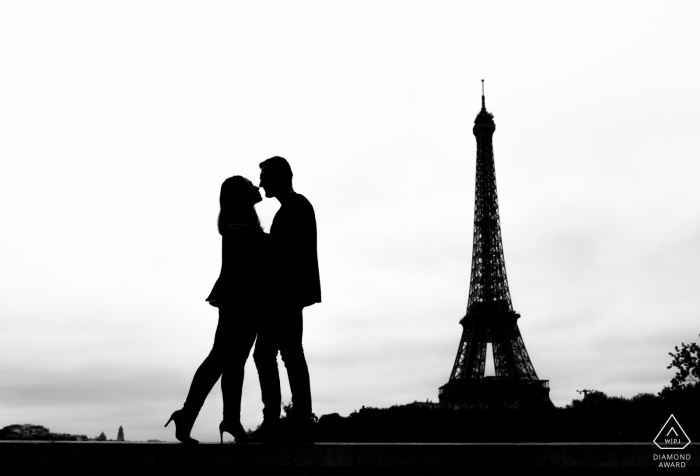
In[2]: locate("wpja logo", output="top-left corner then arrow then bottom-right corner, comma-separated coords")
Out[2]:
653,414 -> 691,468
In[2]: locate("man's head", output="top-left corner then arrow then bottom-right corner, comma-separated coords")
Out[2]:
259,156 -> 293,198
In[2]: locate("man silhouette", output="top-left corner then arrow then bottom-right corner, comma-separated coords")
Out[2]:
252,156 -> 321,442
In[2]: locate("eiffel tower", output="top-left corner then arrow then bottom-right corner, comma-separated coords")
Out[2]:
439,82 -> 551,405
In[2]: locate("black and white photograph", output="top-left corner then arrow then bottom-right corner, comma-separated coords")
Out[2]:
1,1 -> 698,473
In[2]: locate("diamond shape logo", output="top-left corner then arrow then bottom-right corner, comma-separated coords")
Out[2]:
654,414 -> 690,450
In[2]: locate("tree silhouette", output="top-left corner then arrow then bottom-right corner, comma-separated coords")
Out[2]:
667,334 -> 699,389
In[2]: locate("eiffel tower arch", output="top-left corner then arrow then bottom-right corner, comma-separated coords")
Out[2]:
439,82 -> 552,406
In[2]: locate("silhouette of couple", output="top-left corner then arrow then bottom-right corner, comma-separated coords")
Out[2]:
165,156 -> 321,444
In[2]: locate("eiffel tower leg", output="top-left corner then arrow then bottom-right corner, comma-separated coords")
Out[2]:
492,341 -> 514,378
448,319 -> 488,381
448,325 -> 472,380
467,319 -> 488,379
490,317 -> 514,378
508,332 -> 538,380
469,338 -> 487,379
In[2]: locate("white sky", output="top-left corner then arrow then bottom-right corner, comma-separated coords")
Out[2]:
1,1 -> 699,443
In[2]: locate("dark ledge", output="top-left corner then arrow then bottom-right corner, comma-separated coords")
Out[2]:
1,441 -> 698,475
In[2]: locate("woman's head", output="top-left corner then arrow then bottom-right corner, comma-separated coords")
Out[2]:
217,176 -> 263,235
220,176 -> 262,208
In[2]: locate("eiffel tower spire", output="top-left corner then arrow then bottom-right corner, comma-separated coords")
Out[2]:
481,78 -> 486,109
439,82 -> 551,405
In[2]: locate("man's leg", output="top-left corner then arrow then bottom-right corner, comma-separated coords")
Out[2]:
278,306 -> 312,421
253,307 -> 282,422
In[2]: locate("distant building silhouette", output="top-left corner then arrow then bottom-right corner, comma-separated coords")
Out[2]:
0,424 -> 88,441
0,424 -> 48,440
117,426 -> 124,441
439,82 -> 552,406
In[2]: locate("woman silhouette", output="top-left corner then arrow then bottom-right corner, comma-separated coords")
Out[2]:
165,176 -> 267,444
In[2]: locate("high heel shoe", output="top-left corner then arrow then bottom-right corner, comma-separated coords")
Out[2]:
165,409 -> 199,444
219,420 -> 250,444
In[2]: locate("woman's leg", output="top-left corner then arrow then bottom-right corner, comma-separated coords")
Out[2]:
182,313 -> 230,417
221,303 -> 259,422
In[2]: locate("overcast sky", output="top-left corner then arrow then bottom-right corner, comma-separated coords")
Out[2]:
1,1 -> 699,443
